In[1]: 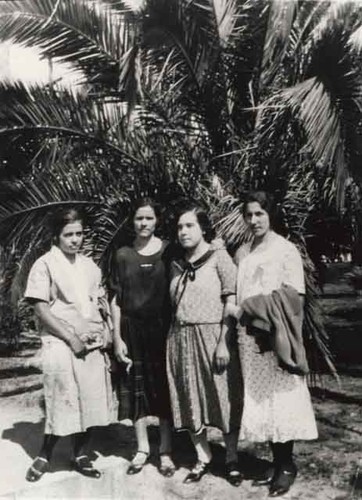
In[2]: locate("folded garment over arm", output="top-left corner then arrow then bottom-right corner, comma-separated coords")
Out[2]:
240,284 -> 309,375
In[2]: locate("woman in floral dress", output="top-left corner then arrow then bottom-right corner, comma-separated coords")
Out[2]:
232,191 -> 318,496
167,204 -> 242,485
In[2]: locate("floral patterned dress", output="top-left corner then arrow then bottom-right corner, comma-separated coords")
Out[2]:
235,232 -> 318,443
167,246 -> 242,434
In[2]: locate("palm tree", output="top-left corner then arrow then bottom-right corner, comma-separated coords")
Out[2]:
0,0 -> 361,371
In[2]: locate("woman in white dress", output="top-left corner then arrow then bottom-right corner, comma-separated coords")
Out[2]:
24,208 -> 114,482
232,191 -> 318,497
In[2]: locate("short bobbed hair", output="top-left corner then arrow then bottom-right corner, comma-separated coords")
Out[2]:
176,203 -> 215,243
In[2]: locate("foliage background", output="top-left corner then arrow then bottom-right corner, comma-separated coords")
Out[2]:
0,0 -> 362,372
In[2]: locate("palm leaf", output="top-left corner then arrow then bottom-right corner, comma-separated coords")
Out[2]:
0,0 -> 135,87
0,81 -> 141,164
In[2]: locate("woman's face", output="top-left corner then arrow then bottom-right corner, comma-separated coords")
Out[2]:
133,205 -> 157,238
244,201 -> 271,238
177,211 -> 205,250
58,221 -> 84,256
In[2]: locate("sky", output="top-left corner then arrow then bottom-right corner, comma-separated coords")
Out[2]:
0,0 -> 144,86
0,42 -> 82,86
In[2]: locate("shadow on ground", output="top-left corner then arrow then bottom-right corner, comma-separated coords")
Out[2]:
2,420 -> 270,480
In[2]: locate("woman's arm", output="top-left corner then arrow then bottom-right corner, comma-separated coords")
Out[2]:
214,295 -> 236,372
34,301 -> 87,358
110,296 -> 132,371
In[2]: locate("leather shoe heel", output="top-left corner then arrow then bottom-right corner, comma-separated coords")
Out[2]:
73,455 -> 101,478
226,461 -> 242,487
184,461 -> 209,483
269,465 -> 297,497
252,466 -> 275,486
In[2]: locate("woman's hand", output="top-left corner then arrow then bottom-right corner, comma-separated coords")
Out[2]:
214,340 -> 230,373
68,334 -> 87,358
114,339 -> 133,373
224,302 -> 242,319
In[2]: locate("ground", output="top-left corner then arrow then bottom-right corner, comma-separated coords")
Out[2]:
0,263 -> 361,499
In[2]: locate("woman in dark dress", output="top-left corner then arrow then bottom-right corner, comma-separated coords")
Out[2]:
110,198 -> 175,476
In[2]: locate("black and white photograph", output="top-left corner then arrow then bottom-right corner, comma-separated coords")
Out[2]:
0,1 -> 361,499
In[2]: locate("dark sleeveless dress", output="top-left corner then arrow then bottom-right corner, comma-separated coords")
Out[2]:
111,243 -> 172,421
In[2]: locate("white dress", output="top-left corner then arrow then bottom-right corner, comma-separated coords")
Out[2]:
25,246 -> 116,436
236,232 -> 318,443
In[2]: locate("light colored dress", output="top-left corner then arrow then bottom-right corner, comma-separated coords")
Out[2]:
236,232 -> 318,443
167,246 -> 242,434
25,246 -> 115,436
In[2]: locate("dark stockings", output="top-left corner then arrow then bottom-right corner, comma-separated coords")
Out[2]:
38,434 -> 59,461
72,432 -> 90,458
37,431 -> 90,462
270,440 -> 295,468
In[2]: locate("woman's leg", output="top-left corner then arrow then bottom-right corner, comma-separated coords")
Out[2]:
127,417 -> 150,474
72,432 -> 89,458
134,417 -> 150,455
223,430 -> 242,486
269,441 -> 297,496
224,430 -> 239,464
270,441 -> 295,468
159,418 -> 172,455
158,418 -> 175,476
190,429 -> 212,463
25,434 -> 58,482
183,429 -> 211,484
72,431 -> 101,478
39,434 -> 59,461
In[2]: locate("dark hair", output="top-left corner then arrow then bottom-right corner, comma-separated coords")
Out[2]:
132,197 -> 161,220
51,207 -> 85,243
176,203 -> 215,243
242,191 -> 278,228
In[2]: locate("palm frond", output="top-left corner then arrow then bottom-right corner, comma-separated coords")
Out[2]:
0,81 -> 141,164
260,0 -> 297,89
349,21 -> 362,54
0,0 -> 135,87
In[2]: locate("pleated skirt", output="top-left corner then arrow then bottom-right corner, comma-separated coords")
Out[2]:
115,315 -> 172,421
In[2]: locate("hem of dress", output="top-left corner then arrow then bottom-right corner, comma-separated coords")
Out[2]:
118,412 -> 172,422
45,422 -> 112,436
174,422 -> 240,435
240,432 -> 319,443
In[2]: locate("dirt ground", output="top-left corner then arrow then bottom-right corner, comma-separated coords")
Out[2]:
0,372 -> 361,500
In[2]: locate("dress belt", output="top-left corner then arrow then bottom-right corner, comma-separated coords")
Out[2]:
174,320 -> 221,326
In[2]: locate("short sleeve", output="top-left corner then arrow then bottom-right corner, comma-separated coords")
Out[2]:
24,258 -> 51,303
282,243 -> 305,294
233,243 -> 250,266
109,248 -> 126,303
216,249 -> 237,296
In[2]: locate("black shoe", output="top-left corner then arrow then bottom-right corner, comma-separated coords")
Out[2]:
269,464 -> 297,497
127,451 -> 149,475
183,461 -> 209,483
26,457 -> 50,482
226,461 -> 242,487
252,466 -> 275,486
73,455 -> 101,479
